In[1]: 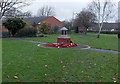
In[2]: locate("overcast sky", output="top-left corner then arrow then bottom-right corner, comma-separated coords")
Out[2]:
22,0 -> 119,22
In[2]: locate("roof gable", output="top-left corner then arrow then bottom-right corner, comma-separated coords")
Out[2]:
102,23 -> 118,29
89,23 -> 118,30
24,16 -> 50,24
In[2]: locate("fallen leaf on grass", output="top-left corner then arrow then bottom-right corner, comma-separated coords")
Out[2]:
89,63 -> 92,65
111,78 -> 116,80
7,62 -> 12,65
88,66 -> 91,69
33,76 -> 37,79
14,73 -> 19,76
97,80 -> 101,82
92,56 -> 96,60
60,61 -> 63,64
111,73 -> 119,76
45,74 -> 47,76
16,80 -> 21,82
87,75 -> 90,78
81,61 -> 84,64
13,76 -> 18,79
81,71 -> 84,73
64,72 -> 68,74
6,75 -> 10,79
37,44 -> 40,47
100,76 -> 104,78
51,75 -> 56,78
64,80 -> 69,82
45,65 -> 48,68
117,77 -> 120,80
77,80 -> 81,82
63,65 -> 66,68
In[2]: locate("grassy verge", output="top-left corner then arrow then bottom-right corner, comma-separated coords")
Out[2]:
2,39 -> 118,82
24,33 -> 118,51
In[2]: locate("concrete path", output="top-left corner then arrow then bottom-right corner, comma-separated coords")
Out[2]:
88,48 -> 120,54
3,38 -> 120,54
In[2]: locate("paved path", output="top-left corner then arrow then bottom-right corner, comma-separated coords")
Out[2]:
3,38 -> 120,54
88,48 -> 120,54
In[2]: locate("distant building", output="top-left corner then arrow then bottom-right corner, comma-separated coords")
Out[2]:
0,23 -> 9,37
24,16 -> 63,29
0,23 -> 8,32
88,23 -> 118,31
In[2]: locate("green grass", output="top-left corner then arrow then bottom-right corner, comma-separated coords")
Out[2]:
24,33 -> 119,51
2,39 -> 118,82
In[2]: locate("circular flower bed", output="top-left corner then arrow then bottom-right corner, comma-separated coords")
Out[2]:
45,43 -> 77,48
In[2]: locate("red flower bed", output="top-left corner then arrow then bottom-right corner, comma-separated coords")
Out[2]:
45,43 -> 77,48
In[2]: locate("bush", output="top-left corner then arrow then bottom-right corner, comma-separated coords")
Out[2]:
38,22 -> 51,34
2,31 -> 10,38
51,26 -> 59,34
16,27 -> 37,37
3,18 -> 26,36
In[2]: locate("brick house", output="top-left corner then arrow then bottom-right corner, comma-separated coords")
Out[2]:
24,16 -> 63,32
0,25 -> 8,32
0,23 -> 9,37
0,20 -> 8,32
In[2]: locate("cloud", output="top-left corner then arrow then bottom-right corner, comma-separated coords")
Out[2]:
22,0 -> 118,22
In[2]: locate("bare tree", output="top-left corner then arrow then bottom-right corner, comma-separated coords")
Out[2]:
4,7 -> 32,19
0,0 -> 30,19
37,5 -> 55,17
23,11 -> 32,18
74,9 -> 96,34
88,0 -> 115,38
118,1 -> 120,38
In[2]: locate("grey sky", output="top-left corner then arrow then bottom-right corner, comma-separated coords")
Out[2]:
22,0 -> 119,22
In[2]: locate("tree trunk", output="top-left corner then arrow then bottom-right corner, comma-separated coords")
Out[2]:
85,27 -> 88,35
97,34 -> 100,38
11,29 -> 17,37
97,28 -> 101,38
97,23 -> 103,38
118,23 -> 120,38
118,33 -> 120,38
84,27 -> 88,35
75,26 -> 79,33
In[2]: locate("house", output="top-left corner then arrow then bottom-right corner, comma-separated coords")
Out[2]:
102,23 -> 118,31
24,16 -> 63,29
0,25 -> 8,32
88,23 -> 118,31
0,23 -> 9,37
0,20 -> 8,32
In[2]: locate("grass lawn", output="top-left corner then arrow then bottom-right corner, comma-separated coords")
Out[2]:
25,33 -> 119,51
2,39 -> 118,82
